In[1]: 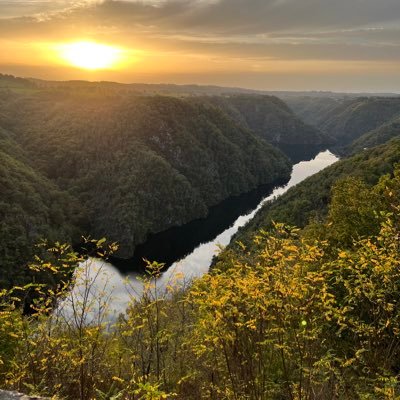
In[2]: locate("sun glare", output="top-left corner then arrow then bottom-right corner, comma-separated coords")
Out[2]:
58,42 -> 123,70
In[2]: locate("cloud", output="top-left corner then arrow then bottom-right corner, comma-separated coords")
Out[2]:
1,0 -> 400,91
59,0 -> 400,36
0,0 -> 100,18
180,0 -> 400,33
2,0 -> 399,61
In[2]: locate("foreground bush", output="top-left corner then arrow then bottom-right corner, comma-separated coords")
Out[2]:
1,172 -> 400,399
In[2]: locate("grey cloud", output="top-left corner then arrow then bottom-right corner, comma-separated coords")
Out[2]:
1,0 -> 400,63
181,0 -> 400,33
78,0 -> 400,35
0,0 -> 96,18
146,35 -> 400,61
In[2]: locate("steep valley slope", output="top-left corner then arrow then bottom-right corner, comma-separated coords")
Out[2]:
285,95 -> 400,152
1,81 -> 324,282
221,138 -> 400,256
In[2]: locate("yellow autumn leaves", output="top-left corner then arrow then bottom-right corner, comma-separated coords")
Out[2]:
1,169 -> 400,398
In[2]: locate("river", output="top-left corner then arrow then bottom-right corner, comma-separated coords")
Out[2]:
57,150 -> 338,321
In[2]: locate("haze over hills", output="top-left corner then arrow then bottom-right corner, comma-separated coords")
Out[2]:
285,95 -> 400,152
3,73 -> 400,99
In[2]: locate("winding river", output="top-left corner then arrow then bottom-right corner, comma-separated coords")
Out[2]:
58,150 -> 338,321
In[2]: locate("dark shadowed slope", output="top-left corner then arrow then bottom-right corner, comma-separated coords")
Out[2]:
347,117 -> 400,155
0,89 -> 291,259
193,95 -> 333,154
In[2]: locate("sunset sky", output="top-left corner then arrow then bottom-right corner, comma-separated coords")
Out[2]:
1,0 -> 400,92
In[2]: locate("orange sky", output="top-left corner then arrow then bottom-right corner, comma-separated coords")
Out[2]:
1,0 -> 400,92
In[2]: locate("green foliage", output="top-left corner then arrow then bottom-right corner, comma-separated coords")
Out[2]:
4,78 -> 400,399
193,94 -> 331,149
348,118 -> 400,155
229,139 -> 400,252
208,168 -> 400,397
0,89 -> 291,270
0,136 -> 81,288
304,96 -> 400,146
323,176 -> 384,246
2,168 -> 400,398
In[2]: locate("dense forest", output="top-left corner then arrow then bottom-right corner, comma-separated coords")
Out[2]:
348,118 -> 400,155
191,95 -> 332,150
2,131 -> 400,399
1,75 -> 310,286
2,74 -> 400,398
0,125 -> 81,287
286,95 -> 400,153
224,139 -> 400,251
320,97 -> 400,145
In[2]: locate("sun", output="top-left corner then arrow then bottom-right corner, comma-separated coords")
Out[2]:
58,41 -> 123,70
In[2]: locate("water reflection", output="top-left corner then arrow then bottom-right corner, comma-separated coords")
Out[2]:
278,144 -> 330,164
59,150 -> 338,320
110,180 -> 286,273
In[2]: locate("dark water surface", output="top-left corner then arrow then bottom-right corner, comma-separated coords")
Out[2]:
59,150 -> 339,319
110,178 -> 287,274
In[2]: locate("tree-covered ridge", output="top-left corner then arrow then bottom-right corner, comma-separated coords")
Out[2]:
193,94 -> 332,149
0,74 -> 35,92
0,90 -> 291,260
225,139 -> 400,250
347,117 -> 400,155
0,127 -> 80,287
283,95 -> 345,128
2,159 -> 400,399
294,96 -> 400,146
321,97 -> 400,144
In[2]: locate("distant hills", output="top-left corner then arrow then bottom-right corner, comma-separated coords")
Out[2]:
349,118 -> 400,154
285,95 -> 400,154
2,73 -> 399,98
192,95 -> 331,152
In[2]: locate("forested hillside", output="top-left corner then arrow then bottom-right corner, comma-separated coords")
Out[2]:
0,126 -> 81,286
347,117 -> 400,155
194,95 -> 332,154
285,95 -> 400,149
4,76 -> 400,285
2,74 -> 400,398
0,85 -> 293,266
2,141 -> 400,399
224,139 -> 400,251
321,97 -> 400,144
282,95 -> 344,127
